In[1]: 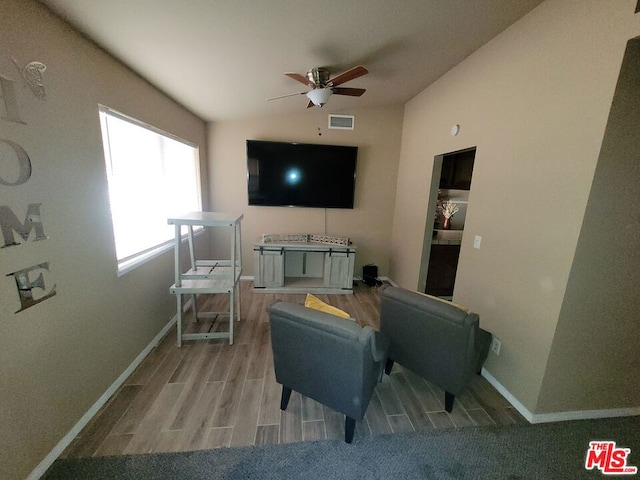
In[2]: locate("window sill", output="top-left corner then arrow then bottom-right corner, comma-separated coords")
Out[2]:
116,228 -> 204,277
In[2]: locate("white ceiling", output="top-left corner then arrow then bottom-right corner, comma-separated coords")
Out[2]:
41,0 -> 544,122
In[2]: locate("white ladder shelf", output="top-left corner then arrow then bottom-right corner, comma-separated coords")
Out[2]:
168,212 -> 243,347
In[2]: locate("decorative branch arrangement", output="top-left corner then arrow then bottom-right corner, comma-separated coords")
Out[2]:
438,201 -> 459,219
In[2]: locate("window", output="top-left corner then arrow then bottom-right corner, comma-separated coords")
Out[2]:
99,106 -> 202,275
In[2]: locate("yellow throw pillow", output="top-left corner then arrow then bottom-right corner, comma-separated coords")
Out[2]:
304,293 -> 351,319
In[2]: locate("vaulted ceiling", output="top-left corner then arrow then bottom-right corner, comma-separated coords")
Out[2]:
41,0 -> 544,121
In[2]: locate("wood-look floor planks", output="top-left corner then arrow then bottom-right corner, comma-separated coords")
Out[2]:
64,281 -> 526,459
93,434 -> 133,456
180,381 -> 225,450
322,405 -> 345,441
229,379 -> 263,447
387,414 -> 414,434
62,384 -> 142,458
302,420 -> 325,442
124,382 -> 184,454
210,344 -> 252,428
280,391 -> 303,444
255,424 -> 279,445
204,427 -> 233,449
301,396 -> 324,422
258,351 -> 281,426
364,393 -> 393,436
110,347 -> 188,436
126,333 -> 176,386
375,375 -> 406,416
388,371 -> 436,431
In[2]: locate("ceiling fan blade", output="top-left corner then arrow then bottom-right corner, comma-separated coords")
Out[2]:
266,91 -> 307,101
328,65 -> 368,87
332,87 -> 366,97
306,100 -> 315,109
285,72 -> 315,88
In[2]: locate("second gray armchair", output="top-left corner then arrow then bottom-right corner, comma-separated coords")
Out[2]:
379,285 -> 492,413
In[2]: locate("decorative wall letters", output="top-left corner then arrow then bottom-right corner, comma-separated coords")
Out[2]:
0,138 -> 32,185
11,59 -> 47,101
6,262 -> 56,313
1,55 -> 56,313
0,204 -> 48,248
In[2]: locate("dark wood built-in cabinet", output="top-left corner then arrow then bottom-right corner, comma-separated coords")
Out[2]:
425,148 -> 475,298
439,149 -> 475,190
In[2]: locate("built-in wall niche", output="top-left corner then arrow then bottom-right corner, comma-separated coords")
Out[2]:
434,148 -> 475,234
422,147 -> 476,298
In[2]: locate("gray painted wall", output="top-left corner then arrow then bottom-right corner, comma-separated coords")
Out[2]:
0,1 -> 207,478
538,37 -> 640,412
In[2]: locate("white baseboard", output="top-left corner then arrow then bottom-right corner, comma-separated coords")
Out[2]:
530,407 -> 640,423
480,368 -> 536,422
481,368 -> 640,424
26,305 -> 186,480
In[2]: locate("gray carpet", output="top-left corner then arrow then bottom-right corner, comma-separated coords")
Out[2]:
44,416 -> 639,479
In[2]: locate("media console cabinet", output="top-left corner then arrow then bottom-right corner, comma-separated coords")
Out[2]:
253,234 -> 355,294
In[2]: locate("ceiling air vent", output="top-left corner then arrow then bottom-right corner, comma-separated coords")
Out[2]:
328,114 -> 355,130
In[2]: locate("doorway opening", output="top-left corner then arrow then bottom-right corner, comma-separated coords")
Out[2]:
418,147 -> 476,298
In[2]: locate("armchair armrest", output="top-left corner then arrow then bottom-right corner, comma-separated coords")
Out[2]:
364,326 -> 389,363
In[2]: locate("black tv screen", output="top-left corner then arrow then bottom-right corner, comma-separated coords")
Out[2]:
247,140 -> 357,209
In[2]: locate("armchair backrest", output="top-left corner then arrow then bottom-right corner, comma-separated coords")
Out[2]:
379,286 -> 482,396
267,301 -> 386,420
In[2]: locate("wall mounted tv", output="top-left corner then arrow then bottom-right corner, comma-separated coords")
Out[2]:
246,140 -> 358,209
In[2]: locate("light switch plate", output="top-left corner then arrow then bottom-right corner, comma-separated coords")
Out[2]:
474,235 -> 482,249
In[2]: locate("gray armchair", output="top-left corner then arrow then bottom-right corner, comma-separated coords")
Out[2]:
267,301 -> 388,443
379,285 -> 492,413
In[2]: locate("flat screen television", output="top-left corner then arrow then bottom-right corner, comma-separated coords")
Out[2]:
246,140 -> 357,209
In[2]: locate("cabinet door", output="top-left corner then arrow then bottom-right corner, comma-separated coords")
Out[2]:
254,249 -> 284,288
323,250 -> 355,289
425,244 -> 460,297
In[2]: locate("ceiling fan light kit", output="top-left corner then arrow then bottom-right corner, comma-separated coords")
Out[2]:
306,88 -> 332,107
268,65 -> 369,108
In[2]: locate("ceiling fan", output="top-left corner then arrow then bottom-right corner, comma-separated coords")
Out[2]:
267,65 -> 369,108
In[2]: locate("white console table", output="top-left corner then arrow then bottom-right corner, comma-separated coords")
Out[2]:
168,212 -> 242,347
253,240 -> 355,294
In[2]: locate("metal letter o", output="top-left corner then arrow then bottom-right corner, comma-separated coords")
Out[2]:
0,138 -> 32,186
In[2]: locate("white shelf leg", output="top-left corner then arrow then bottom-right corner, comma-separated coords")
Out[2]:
237,222 -> 243,272
229,289 -> 234,345
236,284 -> 241,322
187,225 -> 196,271
191,294 -> 198,322
176,294 -> 183,348
174,224 -> 181,288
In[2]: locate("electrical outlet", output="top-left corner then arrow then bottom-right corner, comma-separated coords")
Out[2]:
491,337 -> 502,355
